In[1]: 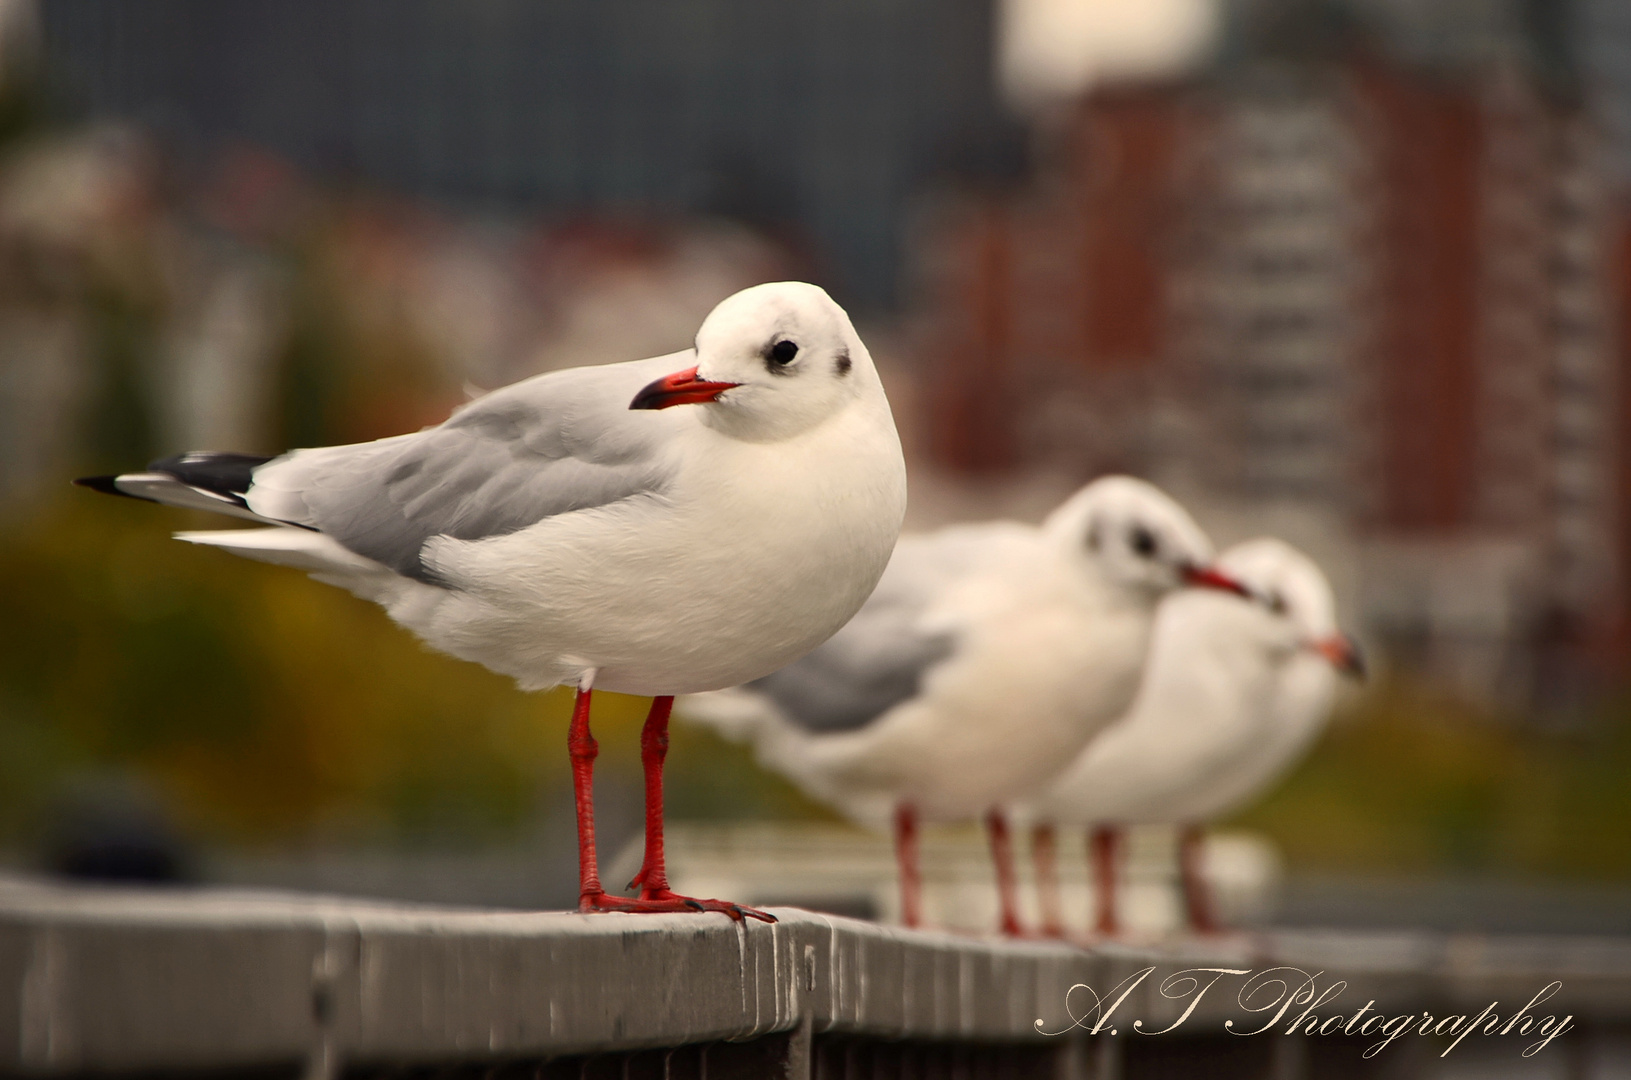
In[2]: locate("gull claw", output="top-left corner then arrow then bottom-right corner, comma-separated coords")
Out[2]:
576,890 -> 775,922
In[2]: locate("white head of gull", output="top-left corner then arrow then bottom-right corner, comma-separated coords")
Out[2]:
77,280 -> 908,923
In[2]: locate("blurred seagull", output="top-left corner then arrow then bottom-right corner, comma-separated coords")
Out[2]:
77,281 -> 908,923
681,477 -> 1247,934
1024,538 -> 1362,936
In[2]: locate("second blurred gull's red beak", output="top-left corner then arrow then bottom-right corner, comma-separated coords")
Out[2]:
629,366 -> 741,410
1311,633 -> 1367,680
1180,563 -> 1252,597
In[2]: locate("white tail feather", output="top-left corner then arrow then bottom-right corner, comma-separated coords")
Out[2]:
176,528 -> 406,604
176,528 -> 383,574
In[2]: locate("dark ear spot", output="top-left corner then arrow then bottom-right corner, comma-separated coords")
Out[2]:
835,350 -> 852,376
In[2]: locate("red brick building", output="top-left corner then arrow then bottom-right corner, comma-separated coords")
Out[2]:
909,57 -> 1628,708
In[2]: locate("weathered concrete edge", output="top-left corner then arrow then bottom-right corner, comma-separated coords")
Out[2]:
0,883 -> 1100,1073
3,881 -> 1630,1074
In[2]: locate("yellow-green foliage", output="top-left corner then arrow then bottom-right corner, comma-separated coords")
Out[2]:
0,493 -> 829,849
1230,680 -> 1631,880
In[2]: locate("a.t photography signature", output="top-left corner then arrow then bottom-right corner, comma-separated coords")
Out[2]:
1035,966 -> 1574,1060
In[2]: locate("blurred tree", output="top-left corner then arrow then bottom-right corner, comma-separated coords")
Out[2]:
268,200 -> 462,452
79,275 -> 163,472
1231,679 -> 1631,879
0,492 -> 829,853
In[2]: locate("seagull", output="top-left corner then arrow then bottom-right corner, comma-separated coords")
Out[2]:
77,280 -> 908,923
680,477 -> 1248,934
1023,537 -> 1362,936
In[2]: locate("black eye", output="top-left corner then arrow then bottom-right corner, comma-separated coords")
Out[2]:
1085,524 -> 1101,552
768,340 -> 798,366
1267,591 -> 1288,615
1129,526 -> 1157,558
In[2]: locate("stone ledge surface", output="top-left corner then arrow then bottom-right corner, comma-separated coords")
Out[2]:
2,877 -> 1628,1074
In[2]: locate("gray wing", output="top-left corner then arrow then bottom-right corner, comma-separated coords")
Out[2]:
748,528 -> 1002,733
244,353 -> 689,581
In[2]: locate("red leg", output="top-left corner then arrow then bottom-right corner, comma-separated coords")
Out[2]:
1032,823 -> 1065,938
1091,825 -> 1121,937
985,808 -> 1025,937
627,695 -> 674,895
568,684 -> 607,908
603,694 -> 774,923
894,802 -> 922,928
1179,824 -> 1218,933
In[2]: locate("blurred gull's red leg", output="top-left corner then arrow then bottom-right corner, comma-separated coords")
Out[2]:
985,808 -> 1025,937
1032,823 -> 1065,938
1178,824 -> 1218,933
1091,825 -> 1121,937
895,802 -> 922,928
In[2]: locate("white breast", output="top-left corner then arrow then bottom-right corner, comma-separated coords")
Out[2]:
389,403 -> 907,695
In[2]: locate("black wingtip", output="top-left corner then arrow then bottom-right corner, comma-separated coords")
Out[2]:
147,451 -> 271,497
74,475 -> 126,496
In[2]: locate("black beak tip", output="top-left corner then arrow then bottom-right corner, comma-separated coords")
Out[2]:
1345,641 -> 1369,682
74,475 -> 122,495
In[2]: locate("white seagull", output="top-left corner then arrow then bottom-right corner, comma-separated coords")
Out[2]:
78,281 -> 908,922
680,477 -> 1248,933
1024,537 -> 1362,936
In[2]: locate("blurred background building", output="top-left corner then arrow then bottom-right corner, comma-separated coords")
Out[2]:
916,0 -> 1631,715
0,0 -> 1626,920
34,0 -> 1025,314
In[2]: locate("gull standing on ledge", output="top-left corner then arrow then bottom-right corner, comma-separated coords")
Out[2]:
681,477 -> 1247,934
1023,538 -> 1363,936
78,281 -> 908,923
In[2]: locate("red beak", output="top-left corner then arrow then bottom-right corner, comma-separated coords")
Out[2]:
629,366 -> 741,410
1310,633 -> 1367,680
1180,563 -> 1252,597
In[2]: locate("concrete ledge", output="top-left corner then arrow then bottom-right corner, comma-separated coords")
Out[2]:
2,877 -> 1629,1076
0,878 -> 1095,1074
